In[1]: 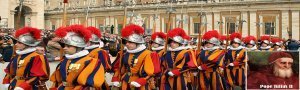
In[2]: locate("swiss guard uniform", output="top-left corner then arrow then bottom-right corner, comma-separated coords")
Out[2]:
111,24 -> 157,90
150,32 -> 166,89
243,36 -> 257,51
196,30 -> 226,90
85,26 -> 112,89
258,36 -> 273,51
50,25 -> 105,90
161,28 -> 197,90
224,33 -> 247,89
271,38 -> 284,51
3,27 -> 50,90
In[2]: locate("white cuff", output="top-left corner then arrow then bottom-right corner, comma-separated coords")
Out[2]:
229,63 -> 234,66
130,81 -> 141,87
14,87 -> 24,90
112,82 -> 120,87
198,66 -> 203,70
168,72 -> 174,76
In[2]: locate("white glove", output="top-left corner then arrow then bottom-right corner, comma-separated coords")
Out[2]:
168,71 -> 174,76
219,67 -> 224,71
229,63 -> 234,66
130,81 -> 141,87
105,72 -> 114,86
14,87 -> 24,90
3,84 -> 9,89
198,66 -> 203,70
193,72 -> 198,76
112,82 -> 120,87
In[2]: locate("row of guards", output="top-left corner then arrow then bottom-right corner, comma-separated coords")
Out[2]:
3,0 -> 298,90
2,23 -> 298,90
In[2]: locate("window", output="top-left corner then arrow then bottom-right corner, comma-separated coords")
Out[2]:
226,22 -> 236,34
99,24 -> 104,32
264,22 -> 275,35
52,25 -> 56,30
117,24 -> 123,34
194,23 -> 200,34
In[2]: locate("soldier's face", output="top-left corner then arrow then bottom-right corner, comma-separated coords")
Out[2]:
15,41 -> 26,50
63,45 -> 77,55
205,43 -> 214,48
246,44 -> 254,48
170,41 -> 179,49
232,43 -> 239,48
151,43 -> 159,48
125,41 -> 137,50
261,43 -> 268,47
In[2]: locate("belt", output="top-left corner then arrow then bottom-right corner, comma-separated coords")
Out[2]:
62,82 -> 74,87
14,76 -> 26,80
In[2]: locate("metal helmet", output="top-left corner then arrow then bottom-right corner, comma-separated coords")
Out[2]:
260,35 -> 271,44
121,24 -> 145,44
86,26 -> 102,43
244,36 -> 257,45
55,25 -> 92,48
14,27 -> 41,46
151,32 -> 166,45
61,32 -> 88,48
202,30 -> 221,45
230,33 -> 242,44
167,28 -> 187,45
271,38 -> 283,46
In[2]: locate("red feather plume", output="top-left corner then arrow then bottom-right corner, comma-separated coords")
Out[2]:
55,25 -> 92,42
243,36 -> 256,44
15,27 -> 41,40
151,32 -> 166,41
167,28 -> 187,38
202,30 -> 219,40
229,33 -> 242,41
86,26 -> 102,38
260,35 -> 270,41
271,38 -> 282,43
219,35 -> 227,41
121,24 -> 144,38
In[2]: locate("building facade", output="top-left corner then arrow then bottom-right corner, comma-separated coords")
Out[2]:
0,0 -> 45,29
0,0 -> 299,40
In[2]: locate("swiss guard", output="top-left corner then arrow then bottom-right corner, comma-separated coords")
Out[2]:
225,32 -> 247,89
161,28 -> 197,90
49,25 -> 105,90
258,35 -> 273,51
111,24 -> 157,90
271,38 -> 284,51
196,30 -> 226,90
3,27 -> 50,90
243,35 -> 257,51
85,26 -> 112,89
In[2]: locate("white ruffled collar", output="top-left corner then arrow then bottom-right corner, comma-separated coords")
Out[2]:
202,46 -> 220,51
168,46 -> 186,51
260,46 -> 271,50
229,46 -> 244,50
152,46 -> 164,51
186,45 -> 197,49
246,46 -> 257,51
65,50 -> 89,59
16,47 -> 36,55
126,44 -> 146,53
84,44 -> 100,50
99,40 -> 104,48
274,48 -> 283,51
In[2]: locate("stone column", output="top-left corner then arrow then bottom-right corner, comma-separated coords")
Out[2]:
241,11 -> 248,37
206,12 -> 213,30
292,10 -> 300,39
249,11 -> 257,37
